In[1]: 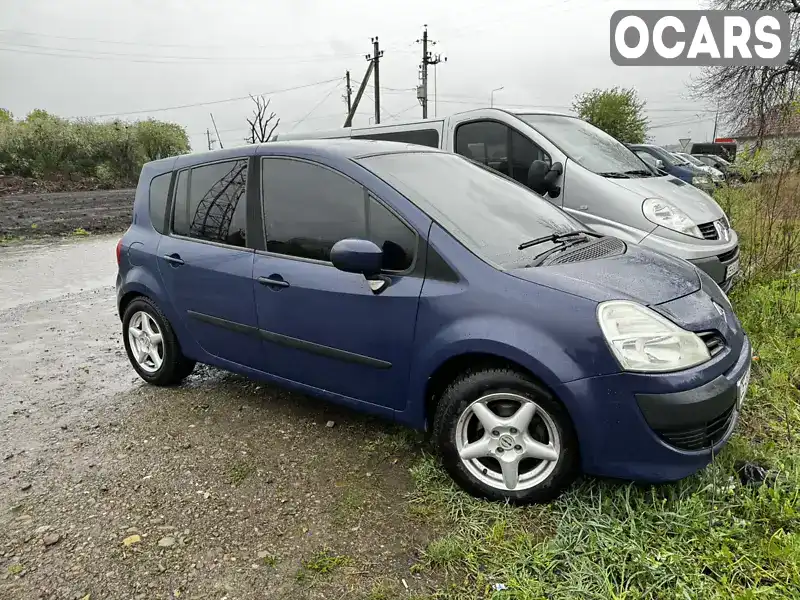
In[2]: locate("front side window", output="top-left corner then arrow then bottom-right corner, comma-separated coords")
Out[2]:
261,158 -> 416,270
455,121 -> 510,176
358,151 -> 582,270
171,159 -> 248,247
518,114 -> 655,177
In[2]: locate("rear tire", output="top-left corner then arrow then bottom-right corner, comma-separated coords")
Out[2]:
122,297 -> 195,386
432,368 -> 579,504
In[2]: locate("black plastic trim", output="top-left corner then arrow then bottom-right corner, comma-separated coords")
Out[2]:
636,375 -> 737,430
259,330 -> 392,369
186,310 -> 391,369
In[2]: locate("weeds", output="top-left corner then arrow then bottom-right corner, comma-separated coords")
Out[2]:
296,548 -> 350,581
408,174 -> 800,599
227,461 -> 254,486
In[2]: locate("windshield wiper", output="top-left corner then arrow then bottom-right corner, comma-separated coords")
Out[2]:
528,237 -> 593,267
518,230 -> 595,251
597,171 -> 631,179
622,169 -> 654,177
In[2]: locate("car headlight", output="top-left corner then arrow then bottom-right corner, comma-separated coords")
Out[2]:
597,300 -> 711,372
642,198 -> 702,237
694,175 -> 712,186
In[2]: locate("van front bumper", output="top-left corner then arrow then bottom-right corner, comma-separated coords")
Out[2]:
556,335 -> 751,482
689,247 -> 740,292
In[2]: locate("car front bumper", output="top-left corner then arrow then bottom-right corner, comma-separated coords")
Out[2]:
689,246 -> 740,292
557,335 -> 752,482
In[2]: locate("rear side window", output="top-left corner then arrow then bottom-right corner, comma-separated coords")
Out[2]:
261,158 -> 416,271
148,173 -> 171,234
353,128 -> 440,148
171,159 -> 249,248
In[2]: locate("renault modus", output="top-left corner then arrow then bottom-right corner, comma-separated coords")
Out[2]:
116,140 -> 752,503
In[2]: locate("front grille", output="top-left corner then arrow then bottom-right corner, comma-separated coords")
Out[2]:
718,247 -> 739,263
545,237 -> 626,266
656,405 -> 735,451
698,221 -> 719,240
698,331 -> 725,357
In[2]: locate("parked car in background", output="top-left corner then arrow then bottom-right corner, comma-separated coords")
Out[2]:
116,140 -> 751,504
629,144 -> 714,191
276,109 -> 741,291
693,153 -> 732,175
675,152 -> 725,184
691,141 -> 737,162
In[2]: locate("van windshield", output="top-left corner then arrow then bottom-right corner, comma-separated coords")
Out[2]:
357,152 -> 584,269
517,114 -> 656,177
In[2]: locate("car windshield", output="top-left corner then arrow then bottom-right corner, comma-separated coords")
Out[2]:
357,151 -> 584,269
681,154 -> 705,167
516,113 -> 656,177
638,146 -> 682,168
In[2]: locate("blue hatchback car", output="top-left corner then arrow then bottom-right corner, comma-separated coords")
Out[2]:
116,140 -> 752,503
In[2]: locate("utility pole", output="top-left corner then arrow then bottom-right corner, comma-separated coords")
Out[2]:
417,25 -> 445,119
344,60 -> 374,127
366,37 -> 383,124
712,103 -> 720,141
210,113 -> 223,149
206,128 -> 215,151
343,70 -> 353,116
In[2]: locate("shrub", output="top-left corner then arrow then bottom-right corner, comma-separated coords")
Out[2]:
0,109 -> 190,184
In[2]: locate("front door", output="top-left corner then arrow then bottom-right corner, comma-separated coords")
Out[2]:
253,157 -> 424,411
157,158 -> 261,369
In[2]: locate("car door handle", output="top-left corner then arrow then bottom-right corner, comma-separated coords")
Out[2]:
163,254 -> 185,266
257,276 -> 289,288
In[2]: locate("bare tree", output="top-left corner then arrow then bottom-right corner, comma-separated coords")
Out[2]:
692,0 -> 800,142
245,95 -> 280,144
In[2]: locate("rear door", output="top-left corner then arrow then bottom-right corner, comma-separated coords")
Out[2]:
156,157 -> 262,369
252,157 -> 425,411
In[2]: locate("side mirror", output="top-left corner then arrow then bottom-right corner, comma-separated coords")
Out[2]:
330,238 -> 383,277
527,160 -> 563,198
655,159 -> 664,170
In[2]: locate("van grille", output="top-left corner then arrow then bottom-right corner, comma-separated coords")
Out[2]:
655,405 -> 735,451
718,247 -> 739,263
545,236 -> 626,266
698,222 -> 719,240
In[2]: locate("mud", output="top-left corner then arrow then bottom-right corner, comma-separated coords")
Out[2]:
0,237 -> 437,599
0,189 -> 134,239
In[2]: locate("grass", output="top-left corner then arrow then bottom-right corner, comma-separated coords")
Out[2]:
7,564 -> 23,576
405,178 -> 800,599
227,461 -> 254,486
296,549 -> 351,582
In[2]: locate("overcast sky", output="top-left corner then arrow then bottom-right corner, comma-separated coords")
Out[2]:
0,0 -> 721,151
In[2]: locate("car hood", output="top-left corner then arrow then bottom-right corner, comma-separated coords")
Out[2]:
610,175 -> 725,223
510,242 -> 700,306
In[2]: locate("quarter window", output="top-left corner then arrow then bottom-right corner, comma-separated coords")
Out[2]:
171,159 -> 249,248
149,172 -> 171,234
261,158 -> 416,271
353,129 -> 440,148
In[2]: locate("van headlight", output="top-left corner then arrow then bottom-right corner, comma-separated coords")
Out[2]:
694,175 -> 712,186
642,198 -> 702,238
597,300 -> 710,372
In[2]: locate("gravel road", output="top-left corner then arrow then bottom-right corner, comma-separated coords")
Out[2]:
0,236 -> 436,600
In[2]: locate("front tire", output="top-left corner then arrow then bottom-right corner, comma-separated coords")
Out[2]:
122,297 -> 195,386
432,368 -> 579,504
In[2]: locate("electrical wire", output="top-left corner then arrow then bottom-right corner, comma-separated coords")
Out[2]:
73,78 -> 342,119
287,79 -> 343,132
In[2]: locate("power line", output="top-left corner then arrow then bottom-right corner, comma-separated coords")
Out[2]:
73,78 -> 342,119
0,39 -> 393,65
287,79 -> 344,132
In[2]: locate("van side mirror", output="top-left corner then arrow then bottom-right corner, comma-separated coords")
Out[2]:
330,238 -> 383,277
655,159 -> 664,170
528,160 -> 563,198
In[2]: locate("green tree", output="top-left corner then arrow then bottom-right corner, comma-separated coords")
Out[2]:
572,87 -> 648,144
0,108 -> 12,124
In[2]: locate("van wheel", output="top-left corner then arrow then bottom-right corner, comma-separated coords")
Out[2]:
432,368 -> 579,504
122,297 -> 195,386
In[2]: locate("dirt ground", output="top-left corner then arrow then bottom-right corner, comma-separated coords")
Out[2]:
0,188 -> 134,239
0,236 -> 439,600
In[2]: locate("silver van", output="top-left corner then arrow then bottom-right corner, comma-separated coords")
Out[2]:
274,108 -> 740,290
